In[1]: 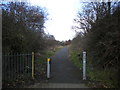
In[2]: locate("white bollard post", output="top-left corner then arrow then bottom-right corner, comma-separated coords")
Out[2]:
83,51 -> 86,80
47,58 -> 50,79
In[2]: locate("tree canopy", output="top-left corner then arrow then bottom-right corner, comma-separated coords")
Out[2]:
72,1 -> 120,87
2,2 -> 58,53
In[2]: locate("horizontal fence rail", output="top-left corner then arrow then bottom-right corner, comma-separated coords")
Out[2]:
2,52 -> 34,81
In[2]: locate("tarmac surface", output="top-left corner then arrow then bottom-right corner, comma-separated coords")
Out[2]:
49,47 -> 83,83
27,47 -> 89,88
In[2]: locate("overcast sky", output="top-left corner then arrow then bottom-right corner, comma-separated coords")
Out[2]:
29,0 -> 81,41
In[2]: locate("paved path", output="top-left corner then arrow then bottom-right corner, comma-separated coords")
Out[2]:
28,47 -> 89,88
49,47 -> 83,83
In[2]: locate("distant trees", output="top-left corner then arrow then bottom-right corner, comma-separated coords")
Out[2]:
64,40 -> 71,46
2,2 -> 58,53
72,1 -> 120,87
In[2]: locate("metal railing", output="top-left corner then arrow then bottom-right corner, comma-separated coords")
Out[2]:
2,52 -> 35,81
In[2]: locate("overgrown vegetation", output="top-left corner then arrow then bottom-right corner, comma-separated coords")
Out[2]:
2,2 -> 59,53
70,1 -> 120,88
69,47 -> 82,70
34,45 -> 64,87
2,1 -> 60,88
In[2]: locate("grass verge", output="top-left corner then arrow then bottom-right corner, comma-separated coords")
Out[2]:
69,50 -> 82,70
3,45 -> 63,88
34,45 -> 64,82
68,45 -> 118,88
86,66 -> 118,88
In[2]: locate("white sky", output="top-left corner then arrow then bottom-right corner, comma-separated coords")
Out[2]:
29,0 -> 81,41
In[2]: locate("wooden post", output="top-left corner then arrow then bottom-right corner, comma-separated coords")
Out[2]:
32,52 -> 34,79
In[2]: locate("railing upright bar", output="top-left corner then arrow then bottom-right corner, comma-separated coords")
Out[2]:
7,53 -> 9,80
11,53 -> 13,80
3,53 -> 6,80
4,53 -> 6,80
3,53 -> 5,81
8,53 -> 10,80
32,52 -> 34,79
22,53 -> 24,78
28,52 -> 30,77
17,52 -> 19,79
9,53 -> 11,80
2,53 -> 4,81
26,53 -> 29,76
14,53 -> 16,80
24,53 -> 26,76
19,53 -> 21,79
15,53 -> 17,80
10,53 -> 12,80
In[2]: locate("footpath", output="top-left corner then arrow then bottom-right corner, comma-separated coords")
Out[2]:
27,47 -> 89,88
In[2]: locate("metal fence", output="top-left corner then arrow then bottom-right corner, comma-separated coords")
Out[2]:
2,52 -> 34,81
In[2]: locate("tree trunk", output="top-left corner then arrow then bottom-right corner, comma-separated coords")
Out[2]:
108,0 -> 111,16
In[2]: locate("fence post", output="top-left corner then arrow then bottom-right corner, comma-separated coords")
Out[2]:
83,51 -> 86,80
47,58 -> 51,79
32,52 -> 34,79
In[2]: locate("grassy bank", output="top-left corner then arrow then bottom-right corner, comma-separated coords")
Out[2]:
34,45 -> 64,83
68,46 -> 117,88
3,45 -> 64,88
69,49 -> 82,70
86,64 -> 118,88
